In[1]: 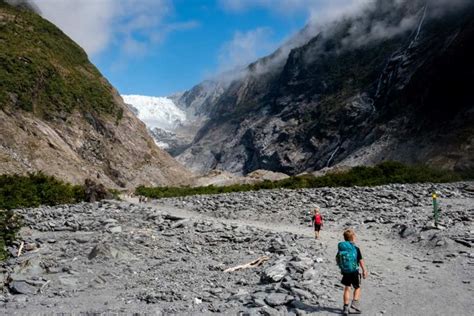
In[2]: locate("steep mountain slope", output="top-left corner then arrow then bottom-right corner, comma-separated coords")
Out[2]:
0,1 -> 191,188
178,0 -> 474,175
172,80 -> 226,118
122,95 -> 189,152
121,81 -> 226,156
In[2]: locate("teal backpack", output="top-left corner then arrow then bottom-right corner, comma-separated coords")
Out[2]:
336,241 -> 359,273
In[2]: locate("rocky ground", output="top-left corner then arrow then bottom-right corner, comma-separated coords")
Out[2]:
1,182 -> 473,315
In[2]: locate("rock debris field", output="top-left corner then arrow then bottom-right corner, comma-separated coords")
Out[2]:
1,182 -> 473,315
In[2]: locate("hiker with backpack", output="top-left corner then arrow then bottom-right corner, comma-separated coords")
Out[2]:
312,207 -> 323,239
336,229 -> 368,315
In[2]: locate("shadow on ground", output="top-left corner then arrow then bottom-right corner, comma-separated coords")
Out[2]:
292,300 -> 341,314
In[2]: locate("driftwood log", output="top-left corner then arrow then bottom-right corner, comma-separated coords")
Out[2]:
224,255 -> 270,272
17,241 -> 24,257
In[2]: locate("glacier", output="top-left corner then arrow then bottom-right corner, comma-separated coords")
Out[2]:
122,95 -> 186,131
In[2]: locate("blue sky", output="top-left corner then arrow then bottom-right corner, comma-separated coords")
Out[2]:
32,0 -> 366,96
92,2 -> 307,96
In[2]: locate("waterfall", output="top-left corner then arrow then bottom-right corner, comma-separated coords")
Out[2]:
326,145 -> 340,168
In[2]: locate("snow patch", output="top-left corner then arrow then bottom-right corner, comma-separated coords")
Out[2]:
122,95 -> 186,131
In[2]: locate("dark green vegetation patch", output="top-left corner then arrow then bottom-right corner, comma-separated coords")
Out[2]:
0,172 -> 85,260
0,1 -> 121,121
0,209 -> 21,261
136,162 -> 471,199
0,173 -> 85,210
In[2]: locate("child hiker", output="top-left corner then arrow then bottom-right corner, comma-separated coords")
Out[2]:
311,207 -> 323,239
336,229 -> 368,315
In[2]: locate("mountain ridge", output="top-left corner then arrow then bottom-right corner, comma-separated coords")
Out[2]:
0,1 -> 192,188
175,0 -> 474,175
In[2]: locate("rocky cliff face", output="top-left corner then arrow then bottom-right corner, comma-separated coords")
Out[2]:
177,0 -> 474,175
171,80 -> 226,118
0,1 -> 191,188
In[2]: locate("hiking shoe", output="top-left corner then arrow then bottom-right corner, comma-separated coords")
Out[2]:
342,305 -> 350,315
351,300 -> 362,313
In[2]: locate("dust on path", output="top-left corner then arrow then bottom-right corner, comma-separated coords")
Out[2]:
127,199 -> 473,316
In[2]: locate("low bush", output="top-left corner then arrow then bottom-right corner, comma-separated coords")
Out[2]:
0,210 -> 21,261
0,173 -> 85,210
136,162 -> 469,199
0,172 -> 85,260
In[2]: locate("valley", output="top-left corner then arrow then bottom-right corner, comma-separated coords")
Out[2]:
1,1 -> 474,315
1,182 -> 472,314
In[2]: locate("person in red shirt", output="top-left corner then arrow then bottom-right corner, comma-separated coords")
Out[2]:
312,207 -> 323,239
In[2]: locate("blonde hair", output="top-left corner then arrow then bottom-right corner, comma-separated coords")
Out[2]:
343,229 -> 355,241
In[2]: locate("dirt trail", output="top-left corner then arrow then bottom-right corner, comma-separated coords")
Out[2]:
130,200 -> 473,316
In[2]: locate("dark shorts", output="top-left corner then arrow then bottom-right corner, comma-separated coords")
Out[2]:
314,224 -> 321,231
341,272 -> 361,289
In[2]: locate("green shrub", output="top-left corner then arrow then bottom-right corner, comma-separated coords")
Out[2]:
0,172 -> 85,210
0,2 -> 122,122
0,210 -> 22,261
108,189 -> 122,200
136,162 -> 470,199
0,172 -> 86,260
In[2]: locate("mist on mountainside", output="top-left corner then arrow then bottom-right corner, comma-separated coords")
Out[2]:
171,0 -> 474,175
208,0 -> 471,84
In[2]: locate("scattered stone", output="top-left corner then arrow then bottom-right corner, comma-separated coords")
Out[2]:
9,281 -> 39,295
170,219 -> 189,229
302,268 -> 316,280
88,243 -> 115,260
5,182 -> 473,315
58,276 -> 78,287
109,226 -> 122,234
399,225 -> 417,238
291,288 -> 312,300
264,293 -> 293,307
261,260 -> 288,283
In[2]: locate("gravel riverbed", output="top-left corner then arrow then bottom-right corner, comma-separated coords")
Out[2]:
1,182 -> 473,315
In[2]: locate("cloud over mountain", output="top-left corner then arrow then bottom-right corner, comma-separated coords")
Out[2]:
30,0 -> 197,57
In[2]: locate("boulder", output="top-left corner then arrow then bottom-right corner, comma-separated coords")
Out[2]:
109,226 -> 122,233
399,225 -> 418,238
261,259 -> 288,283
84,178 -> 113,203
264,293 -> 294,307
8,280 -> 38,295
88,243 -> 135,261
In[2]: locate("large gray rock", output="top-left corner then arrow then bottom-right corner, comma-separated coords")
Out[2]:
399,225 -> 418,239
302,268 -> 317,280
261,259 -> 288,283
264,293 -> 294,307
88,243 -> 114,260
288,256 -> 314,273
87,243 -> 135,261
9,280 -> 39,295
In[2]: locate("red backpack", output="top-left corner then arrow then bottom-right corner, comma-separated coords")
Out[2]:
315,214 -> 322,225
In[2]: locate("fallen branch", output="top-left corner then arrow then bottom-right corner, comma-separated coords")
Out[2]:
224,256 -> 270,273
39,280 -> 51,293
17,241 -> 24,257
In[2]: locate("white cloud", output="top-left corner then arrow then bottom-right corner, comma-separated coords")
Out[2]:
220,0 -> 315,13
218,27 -> 277,72
31,0 -> 116,55
30,0 -> 198,57
151,21 -> 201,44
219,0 -> 371,19
307,0 -> 373,25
